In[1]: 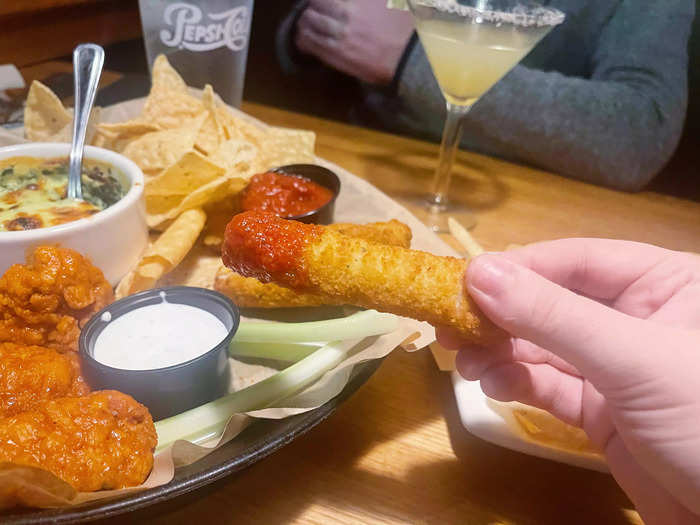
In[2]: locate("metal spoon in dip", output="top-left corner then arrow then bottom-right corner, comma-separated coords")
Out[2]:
67,43 -> 104,201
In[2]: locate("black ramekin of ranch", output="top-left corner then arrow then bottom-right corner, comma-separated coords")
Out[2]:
80,286 -> 239,420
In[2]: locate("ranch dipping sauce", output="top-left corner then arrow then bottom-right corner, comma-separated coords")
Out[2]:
94,301 -> 229,370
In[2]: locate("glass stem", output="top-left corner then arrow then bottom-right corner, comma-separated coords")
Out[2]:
427,102 -> 471,209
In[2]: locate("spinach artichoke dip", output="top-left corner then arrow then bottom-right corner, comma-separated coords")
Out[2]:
0,156 -> 126,231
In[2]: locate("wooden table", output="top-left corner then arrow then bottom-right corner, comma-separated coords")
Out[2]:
86,103 -> 693,525
11,61 -> 700,523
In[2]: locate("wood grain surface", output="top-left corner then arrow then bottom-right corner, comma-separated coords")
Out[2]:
98,102 -> 700,525
0,1 -> 140,66
11,59 -> 697,522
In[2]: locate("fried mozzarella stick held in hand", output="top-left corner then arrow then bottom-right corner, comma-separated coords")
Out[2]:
215,219 -> 413,308
222,211 -> 506,343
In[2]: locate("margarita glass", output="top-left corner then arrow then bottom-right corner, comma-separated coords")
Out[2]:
405,0 -> 564,231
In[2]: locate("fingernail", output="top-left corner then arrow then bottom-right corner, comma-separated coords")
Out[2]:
468,255 -> 515,297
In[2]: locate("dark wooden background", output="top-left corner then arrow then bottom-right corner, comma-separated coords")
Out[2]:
1,0 -> 697,200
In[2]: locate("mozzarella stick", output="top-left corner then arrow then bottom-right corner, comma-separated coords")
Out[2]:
215,269 -> 342,308
329,219 -> 412,248
216,219 -> 412,308
222,211 -> 506,343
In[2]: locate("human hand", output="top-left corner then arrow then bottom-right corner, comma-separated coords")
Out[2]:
437,239 -> 700,525
295,0 -> 415,85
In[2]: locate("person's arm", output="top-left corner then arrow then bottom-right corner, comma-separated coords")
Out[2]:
395,0 -> 695,191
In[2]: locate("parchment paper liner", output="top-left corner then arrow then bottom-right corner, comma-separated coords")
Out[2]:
0,96 -> 454,510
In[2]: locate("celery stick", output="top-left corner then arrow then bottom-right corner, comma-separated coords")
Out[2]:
233,310 -> 398,343
229,341 -> 323,361
155,339 -> 361,451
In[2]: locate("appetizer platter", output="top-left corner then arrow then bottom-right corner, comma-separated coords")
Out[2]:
0,54 -> 602,521
0,55 -> 448,520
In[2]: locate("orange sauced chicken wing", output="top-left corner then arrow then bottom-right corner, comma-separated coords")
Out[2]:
0,246 -> 113,352
0,342 -> 89,417
0,391 -> 157,492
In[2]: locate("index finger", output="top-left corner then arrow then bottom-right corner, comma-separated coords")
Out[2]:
500,238 -> 675,300
307,0 -> 347,20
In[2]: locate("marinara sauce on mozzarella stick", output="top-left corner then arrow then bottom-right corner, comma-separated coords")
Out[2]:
222,210 -> 506,344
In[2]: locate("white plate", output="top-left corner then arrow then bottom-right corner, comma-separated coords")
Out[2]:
451,372 -> 608,472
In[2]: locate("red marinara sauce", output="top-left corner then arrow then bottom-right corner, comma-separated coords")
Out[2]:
240,171 -> 333,217
222,210 -> 323,289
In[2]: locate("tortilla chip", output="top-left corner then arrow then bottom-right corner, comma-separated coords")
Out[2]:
208,100 -> 267,148
209,138 -> 260,176
116,208 -> 207,297
122,113 -> 206,174
261,127 -> 316,169
146,150 -> 225,197
159,242 -> 224,290
194,114 -> 222,156
24,81 -> 72,141
98,120 -> 161,134
151,54 -> 189,93
141,56 -> 204,129
171,175 -> 237,216
194,85 -> 225,155
92,120 -> 160,152
46,107 -> 102,144
145,150 -> 231,228
201,197 -> 239,252
146,193 -> 185,219
512,409 -> 597,453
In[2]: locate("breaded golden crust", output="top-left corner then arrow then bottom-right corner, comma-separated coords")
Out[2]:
306,230 -> 505,343
0,246 -> 113,352
329,220 -> 412,248
215,268 -> 343,308
0,391 -> 157,492
216,220 -> 413,308
0,343 -> 90,417
223,212 -> 505,343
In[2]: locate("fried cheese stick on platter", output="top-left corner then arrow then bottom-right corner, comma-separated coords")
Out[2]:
0,343 -> 89,417
0,391 -> 157,492
215,219 -> 412,308
222,211 -> 506,344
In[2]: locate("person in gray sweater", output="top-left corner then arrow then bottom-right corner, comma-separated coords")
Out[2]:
281,0 -> 695,191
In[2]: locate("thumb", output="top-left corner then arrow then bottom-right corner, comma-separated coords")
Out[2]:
466,254 -> 670,391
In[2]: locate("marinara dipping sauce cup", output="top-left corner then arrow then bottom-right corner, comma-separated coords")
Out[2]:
79,286 -> 239,421
270,164 -> 341,224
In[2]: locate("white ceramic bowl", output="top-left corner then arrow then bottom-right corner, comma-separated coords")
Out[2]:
0,143 -> 148,285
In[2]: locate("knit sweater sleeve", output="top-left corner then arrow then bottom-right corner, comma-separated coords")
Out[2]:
395,0 -> 695,191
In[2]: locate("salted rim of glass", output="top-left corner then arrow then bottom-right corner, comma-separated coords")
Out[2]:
410,1 -> 565,27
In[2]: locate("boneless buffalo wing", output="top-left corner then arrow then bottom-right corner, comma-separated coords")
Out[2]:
0,246 -> 113,352
0,391 -> 157,492
0,342 -> 89,417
